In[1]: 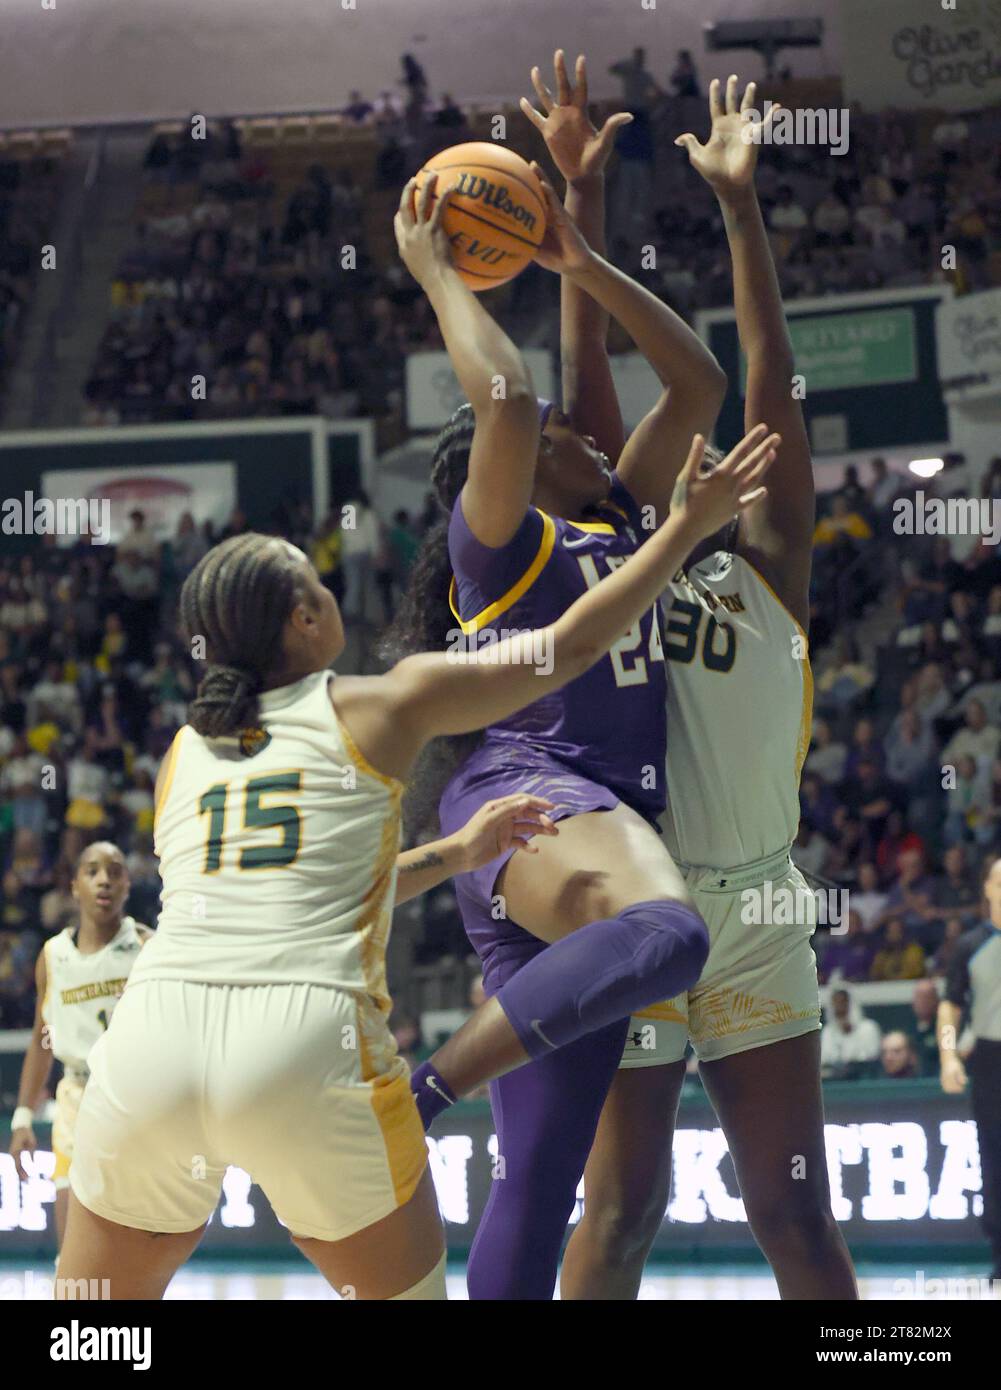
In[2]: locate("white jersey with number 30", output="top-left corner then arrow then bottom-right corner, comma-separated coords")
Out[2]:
132,670 -> 403,1007
659,551 -> 813,869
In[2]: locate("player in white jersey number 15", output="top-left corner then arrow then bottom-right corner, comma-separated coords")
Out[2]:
7,818 -> 555,1255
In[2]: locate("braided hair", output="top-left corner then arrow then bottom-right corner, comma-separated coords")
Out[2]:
180,533 -> 307,738
380,404 -> 482,835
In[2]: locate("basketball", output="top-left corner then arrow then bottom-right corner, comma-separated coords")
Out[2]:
414,141 -> 547,291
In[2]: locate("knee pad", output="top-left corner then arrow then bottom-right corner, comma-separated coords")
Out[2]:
497,898 -> 709,1060
577,898 -> 709,1015
620,898 -> 710,988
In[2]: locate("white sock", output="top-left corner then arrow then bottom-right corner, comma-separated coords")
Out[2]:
389,1250 -> 447,1300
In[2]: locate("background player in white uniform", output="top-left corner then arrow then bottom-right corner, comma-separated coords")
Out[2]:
558,79 -> 858,1300
56,195 -> 773,1298
9,842 -> 150,1248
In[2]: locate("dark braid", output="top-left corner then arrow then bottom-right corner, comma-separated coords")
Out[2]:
181,533 -> 306,738
380,404 -> 481,836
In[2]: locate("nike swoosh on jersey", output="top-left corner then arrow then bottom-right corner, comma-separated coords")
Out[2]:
530,1019 -> 557,1049
562,535 -> 594,549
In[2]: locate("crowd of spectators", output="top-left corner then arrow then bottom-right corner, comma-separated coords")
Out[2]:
0,498 -> 427,1030
606,49 -> 1001,308
819,981 -> 948,1082
79,53 -> 500,429
1,148 -> 64,397
78,55 -> 1001,429
792,450 -> 1001,1079
82,118 -> 446,429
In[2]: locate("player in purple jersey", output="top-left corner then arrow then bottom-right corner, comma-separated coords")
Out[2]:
383,52 -> 761,1299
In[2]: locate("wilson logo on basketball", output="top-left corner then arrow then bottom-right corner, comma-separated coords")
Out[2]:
417,141 -> 545,290
453,174 -> 539,234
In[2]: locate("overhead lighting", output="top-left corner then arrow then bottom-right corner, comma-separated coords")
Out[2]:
909,458 -> 945,478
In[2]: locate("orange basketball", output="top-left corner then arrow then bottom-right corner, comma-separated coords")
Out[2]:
414,142 -> 547,292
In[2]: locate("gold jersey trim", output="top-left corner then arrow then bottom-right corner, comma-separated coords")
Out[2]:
448,509 -> 556,634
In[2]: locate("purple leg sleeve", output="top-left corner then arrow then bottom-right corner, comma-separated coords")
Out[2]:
496,899 -> 709,1060
466,1015 -> 629,1300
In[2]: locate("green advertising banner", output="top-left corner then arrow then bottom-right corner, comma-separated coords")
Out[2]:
739,306 -> 918,395
706,291 -> 947,454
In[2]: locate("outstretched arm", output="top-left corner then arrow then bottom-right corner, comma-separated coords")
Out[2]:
677,77 -> 815,629
333,424 -> 778,779
532,167 -> 727,527
521,51 -> 631,462
395,176 -> 539,547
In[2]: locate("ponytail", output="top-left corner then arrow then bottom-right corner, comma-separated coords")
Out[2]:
188,664 -> 262,739
180,533 -> 305,739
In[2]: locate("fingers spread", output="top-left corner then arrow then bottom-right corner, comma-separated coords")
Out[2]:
736,486 -> 768,511
726,74 -> 739,115
531,65 -> 555,112
723,422 -> 769,468
732,433 -> 781,481
740,80 -> 757,114
680,433 -> 706,481
554,49 -> 572,104
520,96 -> 546,132
599,111 -> 632,151
574,53 -> 588,106
709,77 -> 723,121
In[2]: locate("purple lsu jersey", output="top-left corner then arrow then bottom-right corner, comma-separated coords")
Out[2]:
445,474 -> 667,822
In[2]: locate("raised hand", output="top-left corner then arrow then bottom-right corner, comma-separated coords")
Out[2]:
529,163 -> 593,275
521,50 -> 633,186
675,76 -> 780,203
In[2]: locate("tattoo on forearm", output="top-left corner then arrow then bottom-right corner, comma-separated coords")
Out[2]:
400,849 -> 445,875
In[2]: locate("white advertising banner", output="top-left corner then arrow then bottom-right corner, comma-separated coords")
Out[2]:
406,350 -> 555,431
841,0 -> 1001,112
936,286 -> 1001,389
39,461 -> 237,547
406,349 -> 665,434
609,353 -> 664,433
